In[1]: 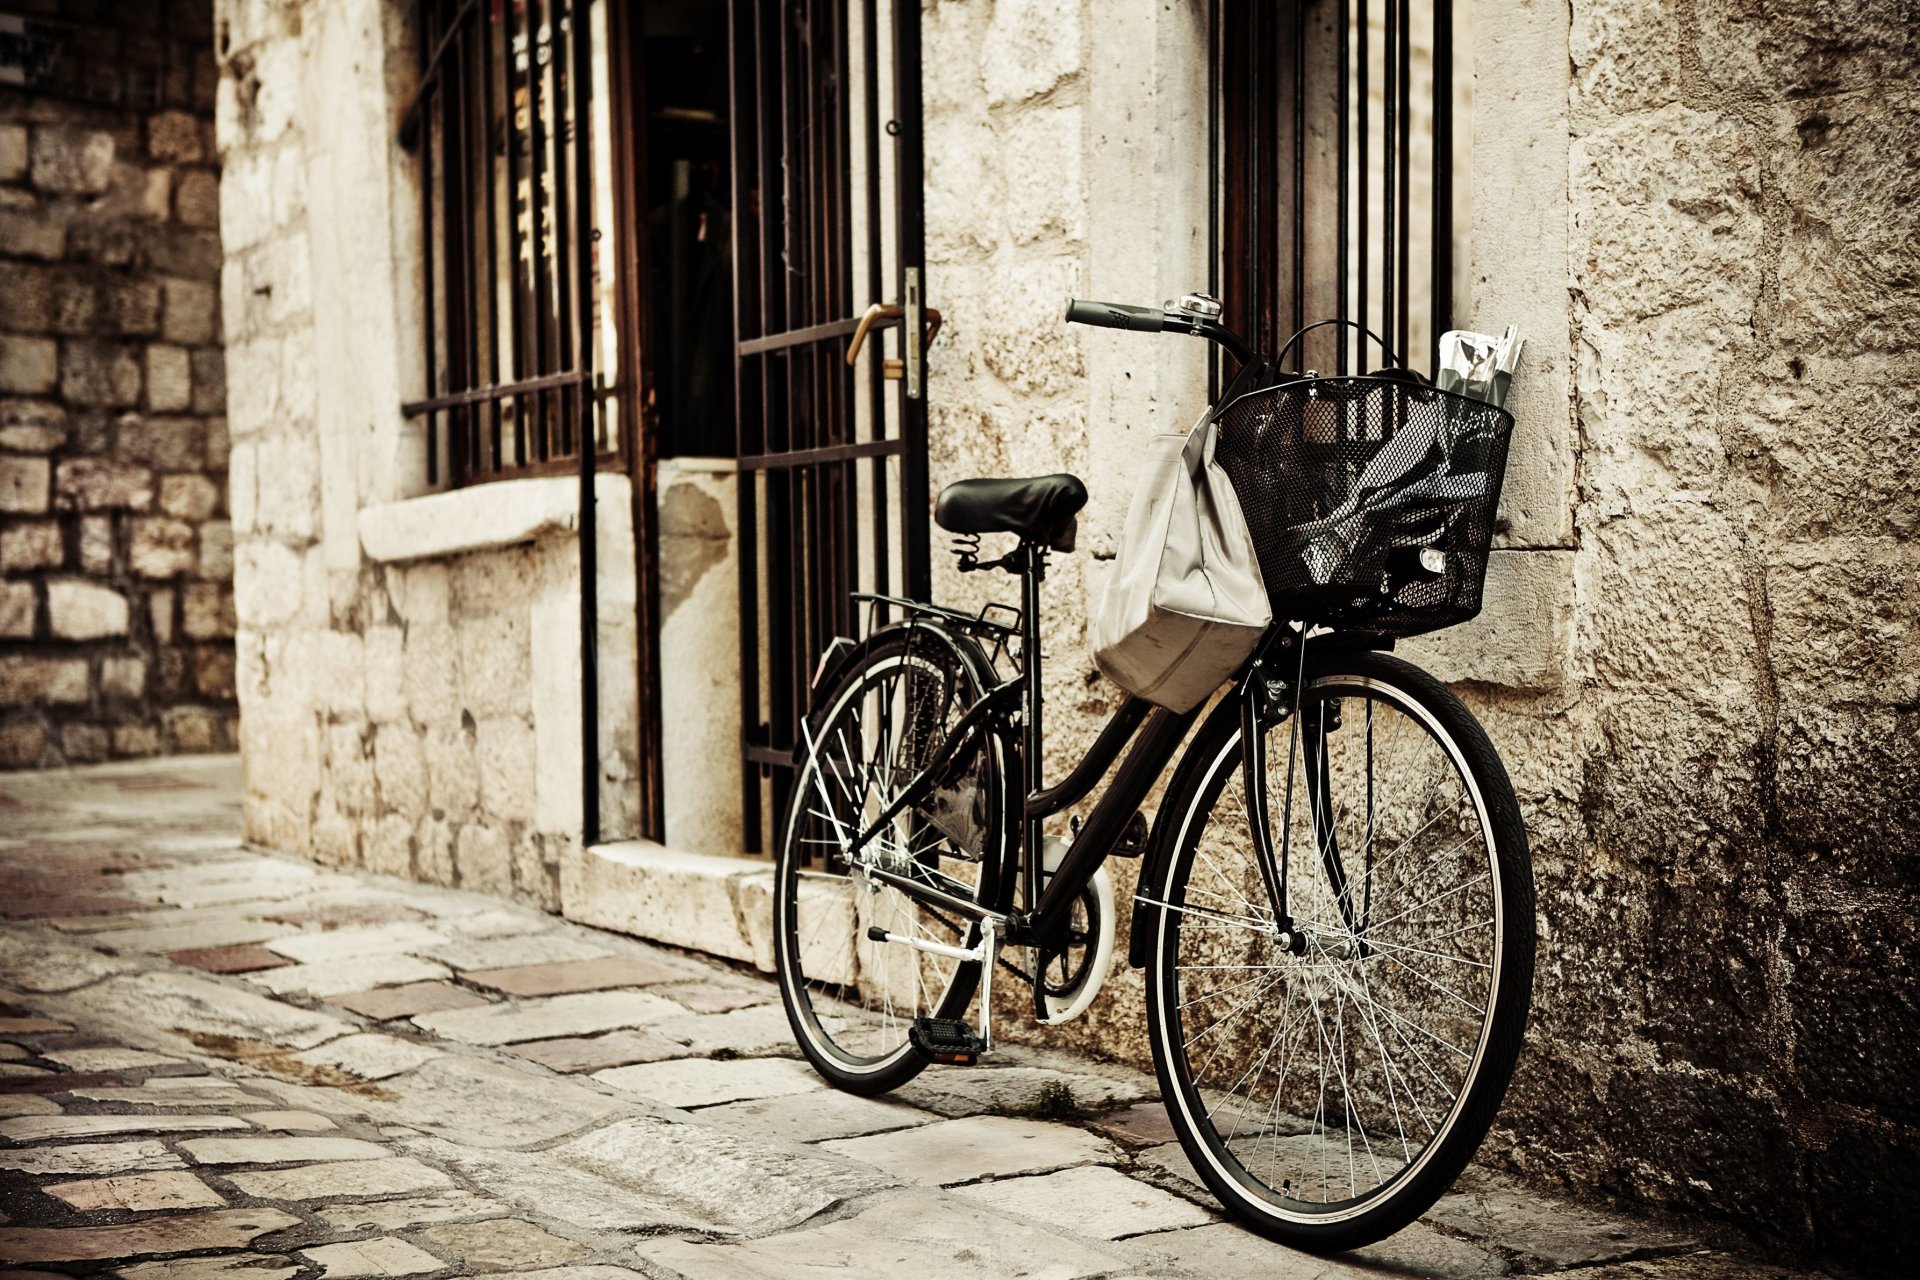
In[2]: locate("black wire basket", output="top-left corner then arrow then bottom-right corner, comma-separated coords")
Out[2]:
1213,371 -> 1514,638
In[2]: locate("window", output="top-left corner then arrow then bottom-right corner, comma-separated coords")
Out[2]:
401,0 -> 631,486
1212,0 -> 1470,382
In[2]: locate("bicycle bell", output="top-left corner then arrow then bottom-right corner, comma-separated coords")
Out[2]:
1173,292 -> 1223,318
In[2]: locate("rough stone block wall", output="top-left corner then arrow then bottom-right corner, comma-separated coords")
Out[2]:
218,0 -> 640,912
0,1 -> 237,769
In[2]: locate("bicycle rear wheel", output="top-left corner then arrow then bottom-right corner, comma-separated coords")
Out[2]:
774,626 -> 1010,1094
1145,648 -> 1534,1250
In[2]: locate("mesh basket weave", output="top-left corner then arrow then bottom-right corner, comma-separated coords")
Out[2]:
1212,375 -> 1513,637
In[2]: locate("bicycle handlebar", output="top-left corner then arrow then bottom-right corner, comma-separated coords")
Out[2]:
1063,298 -> 1167,333
1064,296 -> 1257,366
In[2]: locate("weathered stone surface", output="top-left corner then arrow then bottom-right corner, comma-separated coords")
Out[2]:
419,1219 -> 589,1272
463,956 -> 682,998
264,922 -> 447,965
314,1191 -> 508,1232
225,1158 -> 454,1202
117,1254 -> 300,1280
643,1004 -> 800,1058
242,1110 -> 338,1132
700,1088 -> 932,1145
46,970 -> 355,1050
955,1166 -> 1215,1239
1,452 -> 53,510
0,1210 -> 300,1263
248,954 -> 449,999
0,579 -> 36,636
169,943 -> 293,973
56,458 -> 153,510
894,1062 -> 1155,1120
1,519 -> 64,570
31,127 -> 116,194
299,1238 -> 443,1279
128,516 -> 196,578
594,1056 -> 823,1109
413,990 -> 681,1046
634,1187 -> 1130,1279
47,578 -> 130,639
0,1113 -> 249,1142
46,1170 -> 227,1212
424,930 -> 614,973
364,1056 -> 630,1149
181,1135 -> 390,1165
0,928 -> 136,991
823,1116 -> 1117,1187
291,1033 -> 441,1081
0,1140 -> 186,1175
323,981 -> 488,1021
502,1030 -> 691,1074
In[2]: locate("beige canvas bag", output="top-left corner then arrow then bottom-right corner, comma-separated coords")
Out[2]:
1092,415 -> 1271,711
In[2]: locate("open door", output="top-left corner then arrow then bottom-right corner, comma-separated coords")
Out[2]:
730,0 -> 931,852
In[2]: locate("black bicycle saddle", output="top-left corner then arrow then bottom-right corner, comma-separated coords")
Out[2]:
934,473 -> 1088,551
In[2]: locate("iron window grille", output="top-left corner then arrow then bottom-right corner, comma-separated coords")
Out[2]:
399,0 -> 628,487
1211,0 -> 1467,386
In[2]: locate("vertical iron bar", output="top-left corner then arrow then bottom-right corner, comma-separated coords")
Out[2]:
861,0 -> 887,603
1207,0 -> 1219,399
1396,0 -> 1411,362
422,2 -> 440,484
1292,0 -> 1304,356
1434,0 -> 1455,347
481,2 -> 503,473
1337,0 -> 1349,374
524,0 -> 553,460
894,0 -> 929,600
571,0 -> 598,847
551,0 -> 579,458
506,0 -> 531,465
1383,0 -> 1395,363
448,19 -> 476,483
1358,0 -> 1369,363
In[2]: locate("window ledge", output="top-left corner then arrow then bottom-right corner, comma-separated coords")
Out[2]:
358,473 -> 630,564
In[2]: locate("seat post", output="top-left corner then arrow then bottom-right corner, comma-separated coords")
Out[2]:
1019,539 -> 1046,912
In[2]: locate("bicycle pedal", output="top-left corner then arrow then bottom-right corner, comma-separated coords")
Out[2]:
909,1016 -> 987,1065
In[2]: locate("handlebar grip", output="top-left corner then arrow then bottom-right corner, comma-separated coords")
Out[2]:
1064,298 -> 1166,333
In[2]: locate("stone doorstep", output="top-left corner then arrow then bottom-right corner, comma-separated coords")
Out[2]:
561,840 -> 857,982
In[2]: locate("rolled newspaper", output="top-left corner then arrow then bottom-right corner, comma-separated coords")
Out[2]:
1437,325 -> 1525,408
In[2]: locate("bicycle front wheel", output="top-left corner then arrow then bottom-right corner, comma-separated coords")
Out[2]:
1145,649 -> 1534,1250
774,626 -> 1010,1095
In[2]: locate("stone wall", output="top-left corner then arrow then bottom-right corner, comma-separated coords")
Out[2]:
0,2 -> 235,768
218,0 -> 641,909
919,0 -> 1918,1269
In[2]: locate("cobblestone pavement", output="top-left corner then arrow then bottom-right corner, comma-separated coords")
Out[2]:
0,758 -> 1826,1280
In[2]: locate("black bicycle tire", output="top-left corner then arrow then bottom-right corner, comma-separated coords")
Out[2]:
1145,648 -> 1535,1251
773,625 -> 1013,1096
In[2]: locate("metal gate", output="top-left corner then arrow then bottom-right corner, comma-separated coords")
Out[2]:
730,0 -> 932,852
1213,0 -> 1460,384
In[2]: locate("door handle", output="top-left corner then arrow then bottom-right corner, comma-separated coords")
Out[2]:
845,302 -> 943,379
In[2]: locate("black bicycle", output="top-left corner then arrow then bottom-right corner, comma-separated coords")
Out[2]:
773,294 -> 1535,1251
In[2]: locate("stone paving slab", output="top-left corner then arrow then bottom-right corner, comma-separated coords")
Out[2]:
299,1237 -> 444,1278
116,1254 -> 302,1280
410,990 -> 682,1046
44,1170 -> 227,1211
245,954 -> 451,998
699,1087 -> 934,1144
222,1157 -> 455,1202
0,1140 -> 187,1174
167,944 -> 295,974
322,981 -> 489,1021
954,1164 -> 1218,1239
461,956 -> 684,997
313,1191 -> 509,1232
634,1186 -> 1133,1280
1,1112 -> 251,1141
822,1114 -> 1119,1186
422,932 -> 617,972
179,1135 -> 390,1165
292,1033 -> 442,1080
418,1218 -> 590,1271
592,1055 -> 823,1108
499,1029 -> 692,1073
0,1207 -> 301,1263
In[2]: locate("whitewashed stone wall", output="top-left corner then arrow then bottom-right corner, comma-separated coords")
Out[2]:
218,0 -> 641,909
